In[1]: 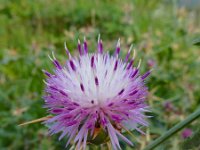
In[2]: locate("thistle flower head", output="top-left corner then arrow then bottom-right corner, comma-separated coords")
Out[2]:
181,128 -> 193,139
43,36 -> 151,149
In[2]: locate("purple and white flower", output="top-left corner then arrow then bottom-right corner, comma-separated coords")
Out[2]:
43,36 -> 151,150
181,128 -> 193,139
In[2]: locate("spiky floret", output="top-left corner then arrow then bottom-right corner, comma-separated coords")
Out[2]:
43,36 -> 151,150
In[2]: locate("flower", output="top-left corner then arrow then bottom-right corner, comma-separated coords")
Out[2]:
43,36 -> 151,150
181,128 -> 193,139
147,59 -> 156,68
163,101 -> 175,112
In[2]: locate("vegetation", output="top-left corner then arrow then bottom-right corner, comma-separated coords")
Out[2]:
0,0 -> 200,149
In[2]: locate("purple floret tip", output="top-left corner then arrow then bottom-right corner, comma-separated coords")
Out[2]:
78,39 -> 83,55
98,34 -> 103,54
115,38 -> 120,56
83,36 -> 88,54
141,70 -> 151,80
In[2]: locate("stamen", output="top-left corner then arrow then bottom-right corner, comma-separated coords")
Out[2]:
59,90 -> 68,97
98,34 -> 103,54
48,51 -> 62,69
67,120 -> 78,126
78,39 -> 83,55
129,90 -> 138,96
127,59 -> 134,70
95,76 -> 99,86
137,59 -> 142,69
73,102 -> 80,106
80,83 -> 85,92
108,102 -> 114,107
118,89 -> 124,95
131,69 -> 138,78
91,56 -> 94,68
48,54 -> 53,62
42,69 -> 52,77
91,100 -> 94,104
43,80 -> 50,85
141,70 -> 152,80
133,49 -> 136,59
54,60 -> 62,69
125,44 -> 133,63
51,51 -> 56,60
69,60 -> 76,71
114,60 -> 118,71
51,108 -> 63,114
83,36 -> 88,54
64,42 -> 72,58
115,38 -> 120,56
49,86 -> 58,91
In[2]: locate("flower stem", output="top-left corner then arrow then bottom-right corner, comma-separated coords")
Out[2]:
144,108 -> 200,150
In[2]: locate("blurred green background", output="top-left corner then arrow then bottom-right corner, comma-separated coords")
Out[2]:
0,0 -> 200,149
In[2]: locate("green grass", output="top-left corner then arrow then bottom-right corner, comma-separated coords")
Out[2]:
0,0 -> 200,149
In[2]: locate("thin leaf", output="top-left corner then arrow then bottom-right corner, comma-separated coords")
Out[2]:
18,116 -> 53,126
193,38 -> 200,46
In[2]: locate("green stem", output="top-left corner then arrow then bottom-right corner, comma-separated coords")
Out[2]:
144,108 -> 200,150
